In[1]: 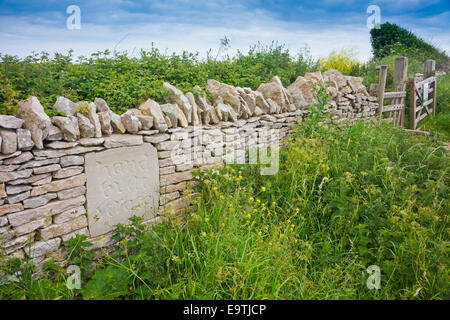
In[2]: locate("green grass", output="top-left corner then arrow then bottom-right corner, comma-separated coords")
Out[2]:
1,117 -> 448,300
419,74 -> 450,140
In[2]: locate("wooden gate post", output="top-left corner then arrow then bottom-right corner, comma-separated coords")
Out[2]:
377,65 -> 388,118
393,57 -> 408,126
409,77 -> 416,130
424,59 -> 436,115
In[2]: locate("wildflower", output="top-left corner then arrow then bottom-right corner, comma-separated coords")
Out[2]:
205,218 -> 210,222
265,225 -> 269,230
280,234 -> 285,238
268,242 -> 273,246
256,199 -> 261,204
249,197 -> 254,202
261,186 -> 266,192
202,232 -> 207,237
294,239 -> 298,243
296,208 -> 300,213
258,231 -> 262,236
246,213 -> 252,219
287,219 -> 291,223
272,201 -> 276,206
212,186 -> 218,191
220,195 -> 224,199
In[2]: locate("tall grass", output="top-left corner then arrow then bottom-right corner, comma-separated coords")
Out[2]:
1,116 -> 448,300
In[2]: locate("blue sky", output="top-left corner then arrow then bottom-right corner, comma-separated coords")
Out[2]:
0,0 -> 448,61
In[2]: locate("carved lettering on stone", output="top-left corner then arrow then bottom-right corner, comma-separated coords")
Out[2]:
85,144 -> 159,237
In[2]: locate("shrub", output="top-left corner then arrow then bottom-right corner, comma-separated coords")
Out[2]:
318,48 -> 361,75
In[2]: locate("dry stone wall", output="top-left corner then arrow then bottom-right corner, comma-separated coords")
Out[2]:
0,69 -> 378,266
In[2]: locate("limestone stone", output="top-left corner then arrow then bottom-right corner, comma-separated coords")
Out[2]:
287,76 -> 318,107
160,166 -> 175,175
160,191 -> 180,205
0,151 -> 21,161
16,129 -> 34,151
0,129 -> 18,154
33,164 -> 61,175
85,144 -> 159,237
77,113 -> 95,138
137,130 -> 159,136
195,95 -> 213,124
19,158 -> 59,170
53,97 -> 78,116
54,205 -> 86,224
53,166 -> 83,179
26,238 -> 61,258
84,102 -> 102,138
3,151 -> 33,165
7,195 -> 86,227
32,175 -> 52,186
0,169 -> 33,183
98,111 -> 113,136
0,203 -> 23,216
136,115 -> 154,130
103,134 -> 143,148
162,83 -> 193,123
7,173 -> 51,186
0,164 -> 20,172
207,79 -> 241,114
52,116 -> 79,142
6,185 -> 32,195
121,113 -> 141,134
33,146 -> 103,159
6,190 -> 30,204
40,215 -> 88,240
110,112 -> 126,134
93,97 -> 110,113
15,96 -> 52,149
60,155 -> 84,167
0,183 -> 5,198
185,92 -> 200,125
46,124 -> 63,141
162,181 -> 187,193
139,99 -> 168,132
143,133 -> 170,144
45,141 -> 78,149
57,186 -> 86,201
209,107 -> 220,124
31,174 -> 86,197
23,193 -> 57,209
2,233 -> 35,249
0,216 -> 8,227
323,69 -> 347,88
61,227 -> 90,242
0,115 -> 24,130
160,171 -> 191,187
155,140 -> 181,151
257,76 -> 290,113
79,137 -> 104,147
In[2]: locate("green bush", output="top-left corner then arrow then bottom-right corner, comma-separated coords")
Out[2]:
370,23 -> 449,70
0,43 -> 318,115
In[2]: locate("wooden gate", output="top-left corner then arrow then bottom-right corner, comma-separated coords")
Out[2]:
409,60 -> 437,130
375,57 -> 409,126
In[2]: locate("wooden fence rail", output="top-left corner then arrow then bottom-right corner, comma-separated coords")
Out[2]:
375,57 -> 409,126
409,60 -> 437,130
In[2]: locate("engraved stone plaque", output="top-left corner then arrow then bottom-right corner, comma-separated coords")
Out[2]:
85,144 -> 159,237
